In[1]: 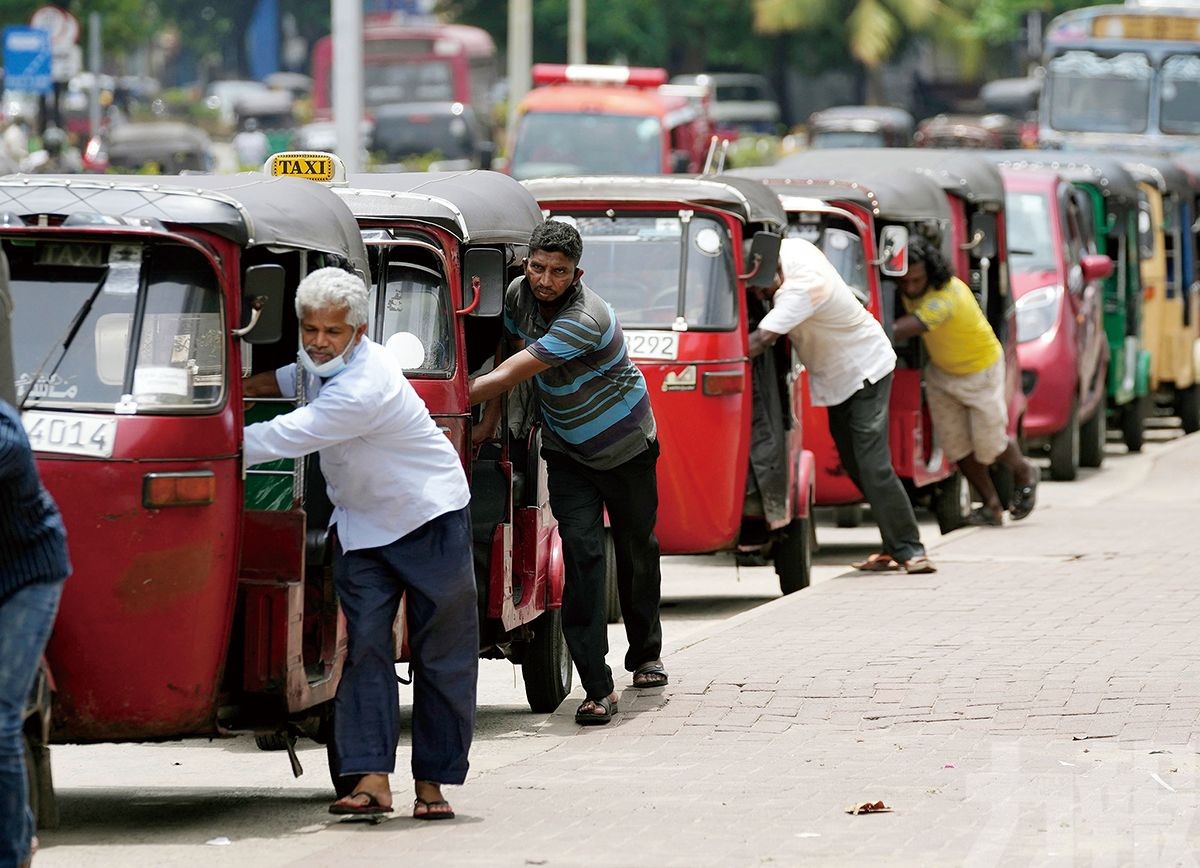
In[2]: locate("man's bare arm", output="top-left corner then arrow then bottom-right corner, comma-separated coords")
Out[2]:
892,314 -> 928,342
748,327 -> 783,359
469,349 -> 550,405
242,371 -> 282,398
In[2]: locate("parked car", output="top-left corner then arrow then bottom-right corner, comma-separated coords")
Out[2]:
915,113 -> 1024,149
205,79 -> 269,128
1001,166 -> 1112,479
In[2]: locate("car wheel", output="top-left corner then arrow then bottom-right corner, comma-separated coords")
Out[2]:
522,608 -> 573,713
1048,402 -> 1080,481
1079,403 -> 1106,468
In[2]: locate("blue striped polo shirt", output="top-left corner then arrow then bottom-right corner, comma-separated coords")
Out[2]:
504,277 -> 656,470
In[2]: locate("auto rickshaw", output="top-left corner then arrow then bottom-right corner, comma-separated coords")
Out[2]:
991,152 -> 1153,451
914,113 -> 1024,150
767,149 -> 1028,512
262,153 -> 571,712
731,163 -> 973,532
1118,154 -> 1200,434
521,175 -> 815,597
806,106 -> 914,149
998,165 -> 1112,480
234,90 -> 298,156
4,173 -> 370,821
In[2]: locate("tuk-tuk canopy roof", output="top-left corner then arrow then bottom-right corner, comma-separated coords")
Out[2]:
986,151 -> 1142,204
521,175 -> 788,230
1115,155 -> 1193,198
342,170 -> 543,244
0,174 -> 369,274
775,148 -> 1007,208
730,164 -> 952,225
807,105 -> 914,133
106,122 -> 210,153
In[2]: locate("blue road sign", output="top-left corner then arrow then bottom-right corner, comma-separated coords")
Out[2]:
4,26 -> 52,94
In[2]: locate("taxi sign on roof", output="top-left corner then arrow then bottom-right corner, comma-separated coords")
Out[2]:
264,151 -> 345,185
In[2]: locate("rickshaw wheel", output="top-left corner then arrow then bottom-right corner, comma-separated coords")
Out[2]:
604,530 -> 621,624
254,733 -> 290,751
1122,395 -> 1148,453
24,732 -> 58,831
1176,384 -> 1200,434
522,608 -> 572,713
834,505 -> 863,528
1079,404 -> 1106,469
934,471 -> 971,534
774,515 -> 813,595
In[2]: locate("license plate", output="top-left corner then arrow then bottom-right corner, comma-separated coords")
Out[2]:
624,331 -> 679,360
22,412 -> 117,459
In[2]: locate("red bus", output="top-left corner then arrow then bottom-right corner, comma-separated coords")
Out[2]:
310,19 -> 497,123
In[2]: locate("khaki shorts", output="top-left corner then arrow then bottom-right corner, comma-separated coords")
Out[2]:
925,358 -> 1009,464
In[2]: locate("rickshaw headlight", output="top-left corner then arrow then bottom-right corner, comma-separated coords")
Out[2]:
1015,284 -> 1063,343
143,471 -> 216,508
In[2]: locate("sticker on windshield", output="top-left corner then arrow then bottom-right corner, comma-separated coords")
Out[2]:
36,243 -> 105,268
16,372 -> 78,402
653,218 -> 683,237
105,245 -> 143,296
624,330 -> 678,360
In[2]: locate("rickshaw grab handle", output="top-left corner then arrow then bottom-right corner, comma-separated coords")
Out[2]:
456,275 -> 482,315
231,296 -> 266,338
737,253 -> 763,282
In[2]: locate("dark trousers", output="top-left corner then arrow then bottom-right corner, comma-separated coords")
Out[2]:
332,505 -> 478,785
544,441 -> 664,701
826,374 -> 925,563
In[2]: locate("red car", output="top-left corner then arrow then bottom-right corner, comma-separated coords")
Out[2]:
1000,167 -> 1113,480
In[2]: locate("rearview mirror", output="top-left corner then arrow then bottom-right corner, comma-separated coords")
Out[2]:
968,212 -> 998,259
744,231 -> 781,289
238,264 -> 286,345
1080,253 -> 1114,283
878,225 -> 910,277
462,247 -> 506,318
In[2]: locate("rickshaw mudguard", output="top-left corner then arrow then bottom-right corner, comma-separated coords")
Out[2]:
238,509 -> 343,713
41,447 -> 242,741
506,505 -> 554,630
792,449 -> 815,519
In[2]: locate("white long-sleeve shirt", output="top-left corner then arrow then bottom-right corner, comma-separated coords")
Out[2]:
758,238 -> 896,407
244,338 -> 469,552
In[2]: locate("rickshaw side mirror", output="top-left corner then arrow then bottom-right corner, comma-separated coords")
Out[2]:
877,225 -> 910,277
238,264 -> 286,345
462,247 -> 506,318
967,212 -> 998,260
743,231 -> 781,289
1081,253 -> 1114,284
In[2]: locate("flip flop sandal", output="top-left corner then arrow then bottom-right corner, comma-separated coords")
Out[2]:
633,660 -> 669,688
1010,480 -> 1037,521
851,553 -> 901,572
413,797 -> 456,821
902,556 -> 937,575
329,792 -> 394,815
575,695 -> 617,726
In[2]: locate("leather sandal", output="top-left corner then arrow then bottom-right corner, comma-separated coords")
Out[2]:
851,552 -> 901,572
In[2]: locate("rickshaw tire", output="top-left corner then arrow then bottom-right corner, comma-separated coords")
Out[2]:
1048,403 -> 1080,481
834,504 -> 863,528
1122,395 -> 1147,453
774,517 -> 812,595
1176,384 -> 1200,434
522,608 -> 572,713
254,733 -> 290,752
603,530 -> 621,624
934,471 -> 971,535
24,732 -> 58,831
1079,405 -> 1106,468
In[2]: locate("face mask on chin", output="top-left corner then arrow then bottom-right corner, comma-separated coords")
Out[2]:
299,334 -> 358,377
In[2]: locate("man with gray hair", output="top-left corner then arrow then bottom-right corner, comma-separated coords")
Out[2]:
243,267 -> 476,820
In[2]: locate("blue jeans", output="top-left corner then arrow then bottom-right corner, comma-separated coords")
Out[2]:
331,506 -> 478,785
0,581 -> 62,868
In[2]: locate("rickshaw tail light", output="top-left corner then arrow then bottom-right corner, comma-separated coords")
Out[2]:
702,371 -> 745,396
143,471 -> 217,508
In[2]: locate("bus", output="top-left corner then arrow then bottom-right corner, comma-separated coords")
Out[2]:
310,18 -> 497,126
1040,2 -> 1200,151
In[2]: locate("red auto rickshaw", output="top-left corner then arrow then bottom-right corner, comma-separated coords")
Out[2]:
4,174 -> 370,823
731,164 -> 972,531
523,175 -> 816,596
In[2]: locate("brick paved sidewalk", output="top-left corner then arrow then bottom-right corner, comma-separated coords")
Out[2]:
295,434 -> 1200,868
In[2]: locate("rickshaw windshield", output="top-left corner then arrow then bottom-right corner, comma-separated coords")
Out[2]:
8,240 -> 224,412
1005,191 -> 1057,273
574,214 -> 737,330
510,113 -> 663,179
370,251 -> 454,377
810,130 -> 886,149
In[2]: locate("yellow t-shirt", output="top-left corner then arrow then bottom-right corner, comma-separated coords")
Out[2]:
902,276 -> 1002,375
